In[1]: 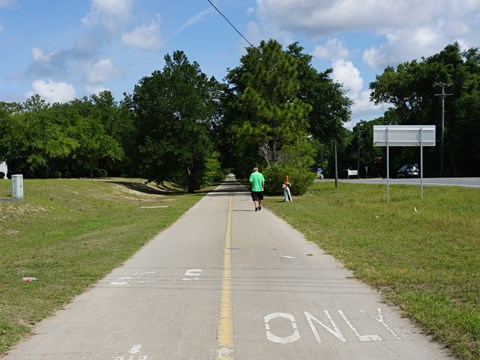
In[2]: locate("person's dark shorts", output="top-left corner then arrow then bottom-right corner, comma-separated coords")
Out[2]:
251,191 -> 264,201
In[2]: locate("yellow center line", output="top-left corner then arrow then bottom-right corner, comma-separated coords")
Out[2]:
217,195 -> 234,360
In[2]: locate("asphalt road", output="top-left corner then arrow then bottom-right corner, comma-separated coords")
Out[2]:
319,177 -> 480,187
4,176 -> 453,360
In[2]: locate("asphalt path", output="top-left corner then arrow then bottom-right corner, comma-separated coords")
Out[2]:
4,176 -> 453,360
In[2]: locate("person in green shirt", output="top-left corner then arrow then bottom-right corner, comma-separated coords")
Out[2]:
249,167 -> 265,211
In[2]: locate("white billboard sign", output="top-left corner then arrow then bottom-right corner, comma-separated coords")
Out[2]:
372,125 -> 436,202
373,125 -> 435,147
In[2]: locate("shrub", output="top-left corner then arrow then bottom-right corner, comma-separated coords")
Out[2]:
93,168 -> 108,178
202,152 -> 226,185
263,164 -> 315,196
51,171 -> 62,179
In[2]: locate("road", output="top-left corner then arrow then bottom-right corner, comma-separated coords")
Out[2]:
4,176 -> 453,360
319,177 -> 480,188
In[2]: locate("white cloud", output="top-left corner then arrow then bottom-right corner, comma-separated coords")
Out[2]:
312,38 -> 350,60
363,26 -> 442,69
122,17 -> 162,50
26,80 -> 76,103
332,59 -> 363,94
24,0 -> 137,92
179,9 -> 212,33
254,0 -> 480,123
84,58 -> 117,84
256,0 -> 433,36
256,0 -> 480,70
85,84 -> 110,96
331,59 -> 384,123
32,47 -> 53,62
91,0 -> 132,16
82,0 -> 134,34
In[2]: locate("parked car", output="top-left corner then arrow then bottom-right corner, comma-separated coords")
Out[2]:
397,164 -> 420,178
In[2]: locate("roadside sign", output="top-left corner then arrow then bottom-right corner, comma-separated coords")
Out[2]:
373,125 -> 435,147
373,125 -> 436,201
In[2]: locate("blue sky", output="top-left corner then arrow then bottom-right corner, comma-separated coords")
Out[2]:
1,0 -> 479,126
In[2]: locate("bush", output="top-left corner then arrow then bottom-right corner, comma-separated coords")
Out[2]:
202,152 -> 227,185
51,171 -> 62,179
93,168 -> 108,178
263,164 -> 315,196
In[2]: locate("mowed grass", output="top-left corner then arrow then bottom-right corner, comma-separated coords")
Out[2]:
266,182 -> 480,360
0,178 -> 205,355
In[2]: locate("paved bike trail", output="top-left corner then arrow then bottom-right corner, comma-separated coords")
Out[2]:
4,176 -> 452,359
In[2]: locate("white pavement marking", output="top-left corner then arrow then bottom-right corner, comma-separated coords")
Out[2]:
182,268 -> 203,281
110,276 -> 132,285
360,308 -> 402,340
305,311 -> 347,343
338,310 -> 383,342
110,271 -> 157,285
264,312 -> 301,344
130,345 -> 142,354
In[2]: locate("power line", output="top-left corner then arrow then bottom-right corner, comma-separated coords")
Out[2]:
207,0 -> 254,47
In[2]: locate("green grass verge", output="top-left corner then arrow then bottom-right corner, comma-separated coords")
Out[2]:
266,182 -> 480,360
0,178 -> 205,355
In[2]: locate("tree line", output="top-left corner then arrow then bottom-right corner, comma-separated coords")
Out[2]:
1,40 -> 479,193
350,42 -> 480,178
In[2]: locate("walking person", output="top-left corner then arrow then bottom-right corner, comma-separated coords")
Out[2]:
249,167 -> 265,211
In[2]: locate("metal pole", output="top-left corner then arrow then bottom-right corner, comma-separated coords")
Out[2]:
440,93 -> 445,177
420,127 -> 424,199
357,132 -> 361,179
386,127 -> 390,203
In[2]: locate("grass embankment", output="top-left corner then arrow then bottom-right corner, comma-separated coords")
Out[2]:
0,178 -> 205,355
267,182 -> 479,360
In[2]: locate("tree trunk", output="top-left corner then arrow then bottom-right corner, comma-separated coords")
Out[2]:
187,168 -> 195,193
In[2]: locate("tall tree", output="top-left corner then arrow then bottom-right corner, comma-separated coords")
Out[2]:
66,96 -> 124,178
287,43 -> 352,144
223,39 -> 312,167
132,51 -> 219,192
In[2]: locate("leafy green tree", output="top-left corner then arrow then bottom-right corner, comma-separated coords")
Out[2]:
451,72 -> 480,175
223,39 -> 312,168
88,91 -> 134,176
370,42 -> 480,176
66,96 -> 124,178
346,119 -> 385,178
0,96 -> 64,176
0,102 -> 24,172
132,51 -> 219,192
219,40 -> 352,183
72,114 -> 123,178
287,43 -> 352,144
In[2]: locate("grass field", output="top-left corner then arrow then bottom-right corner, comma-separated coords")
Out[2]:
0,178 -> 205,355
0,179 -> 479,359
266,181 -> 480,360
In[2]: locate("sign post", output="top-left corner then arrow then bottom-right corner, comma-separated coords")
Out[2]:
373,125 -> 436,201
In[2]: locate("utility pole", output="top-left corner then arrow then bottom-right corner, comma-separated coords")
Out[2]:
434,82 -> 452,177
334,140 -> 338,188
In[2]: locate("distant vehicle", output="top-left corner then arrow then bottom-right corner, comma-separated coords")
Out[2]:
397,164 -> 420,178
